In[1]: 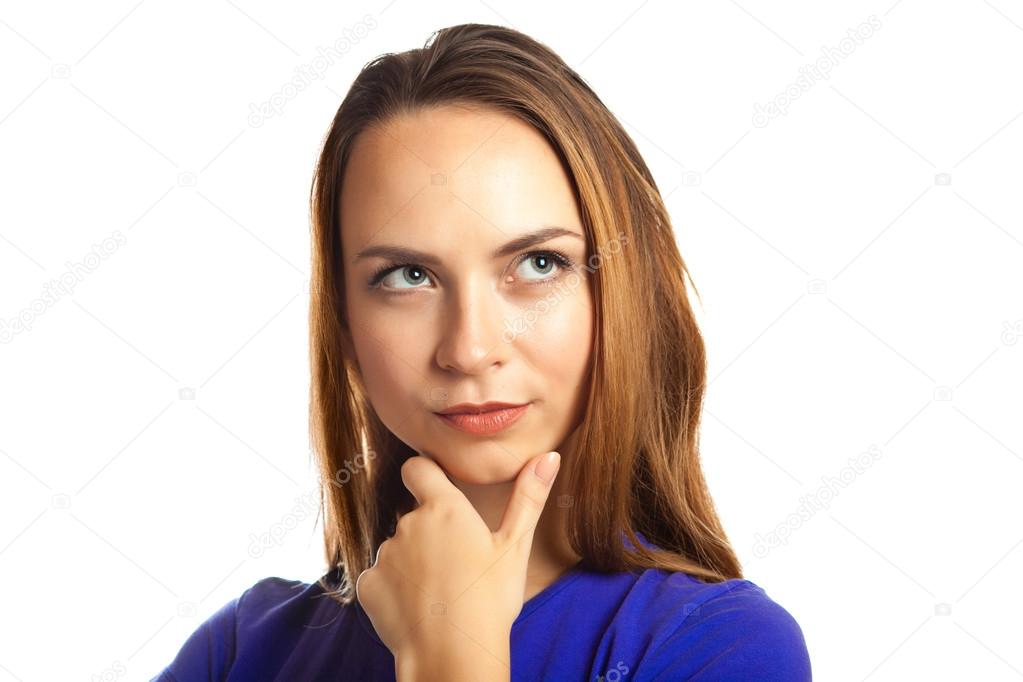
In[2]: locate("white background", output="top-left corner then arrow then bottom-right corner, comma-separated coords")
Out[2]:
1,1 -> 1022,680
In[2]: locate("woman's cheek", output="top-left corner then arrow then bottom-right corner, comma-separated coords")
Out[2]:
535,283 -> 594,421
529,283 -> 592,365
349,313 -> 425,424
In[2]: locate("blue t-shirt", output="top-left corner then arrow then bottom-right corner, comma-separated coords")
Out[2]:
153,537 -> 811,680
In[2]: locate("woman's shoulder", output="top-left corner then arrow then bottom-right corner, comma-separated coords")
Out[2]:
235,574 -> 324,611
623,569 -> 812,680
634,567 -> 793,618
195,574 -> 329,630
231,573 -> 358,634
151,573 -> 362,682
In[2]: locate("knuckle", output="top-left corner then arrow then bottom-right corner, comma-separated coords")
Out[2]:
356,567 -> 376,599
434,500 -> 459,520
374,539 -> 391,564
517,490 -> 545,513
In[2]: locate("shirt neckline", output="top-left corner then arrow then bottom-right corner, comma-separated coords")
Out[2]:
513,558 -> 586,625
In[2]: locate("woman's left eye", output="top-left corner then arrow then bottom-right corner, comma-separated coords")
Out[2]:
516,250 -> 574,284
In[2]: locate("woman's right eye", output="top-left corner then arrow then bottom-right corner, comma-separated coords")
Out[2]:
370,264 -> 433,291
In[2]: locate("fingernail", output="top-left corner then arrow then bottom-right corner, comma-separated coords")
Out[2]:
534,451 -> 560,485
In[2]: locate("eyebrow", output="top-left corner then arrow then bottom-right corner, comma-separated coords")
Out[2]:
353,226 -> 584,265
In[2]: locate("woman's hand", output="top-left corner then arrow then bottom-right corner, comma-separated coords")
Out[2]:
355,450 -> 562,675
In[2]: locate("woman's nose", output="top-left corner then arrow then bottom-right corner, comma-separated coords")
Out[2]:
433,278 -> 512,375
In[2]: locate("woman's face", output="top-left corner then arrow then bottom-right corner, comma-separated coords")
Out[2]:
340,103 -> 594,485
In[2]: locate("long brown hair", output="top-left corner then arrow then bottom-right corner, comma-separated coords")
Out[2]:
308,22 -> 742,606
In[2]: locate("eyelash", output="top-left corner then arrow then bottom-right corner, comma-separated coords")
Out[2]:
367,250 -> 576,292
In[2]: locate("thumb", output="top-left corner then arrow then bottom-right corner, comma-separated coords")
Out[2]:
497,451 -> 561,547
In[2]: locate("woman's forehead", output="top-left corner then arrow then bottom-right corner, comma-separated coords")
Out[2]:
344,105 -> 559,191
340,105 -> 582,250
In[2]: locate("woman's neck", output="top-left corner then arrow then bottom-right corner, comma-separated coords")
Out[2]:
451,456 -> 581,604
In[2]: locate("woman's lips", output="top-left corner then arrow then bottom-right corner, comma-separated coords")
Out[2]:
435,403 -> 531,435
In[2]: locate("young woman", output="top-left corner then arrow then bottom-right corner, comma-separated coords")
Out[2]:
154,23 -> 811,681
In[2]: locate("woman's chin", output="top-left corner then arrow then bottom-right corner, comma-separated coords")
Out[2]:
414,445 -> 528,487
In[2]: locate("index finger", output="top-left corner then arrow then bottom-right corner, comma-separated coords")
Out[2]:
401,454 -> 459,507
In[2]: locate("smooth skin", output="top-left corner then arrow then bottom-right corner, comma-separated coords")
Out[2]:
341,103 -> 594,679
